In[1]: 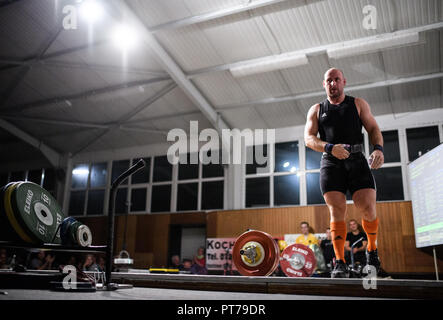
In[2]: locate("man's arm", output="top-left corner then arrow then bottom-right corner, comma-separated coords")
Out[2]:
304,104 -> 350,159
355,98 -> 384,169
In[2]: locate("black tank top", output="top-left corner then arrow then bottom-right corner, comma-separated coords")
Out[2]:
318,95 -> 363,145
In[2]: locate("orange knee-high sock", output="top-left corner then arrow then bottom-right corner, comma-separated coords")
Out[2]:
362,218 -> 379,252
330,221 -> 346,262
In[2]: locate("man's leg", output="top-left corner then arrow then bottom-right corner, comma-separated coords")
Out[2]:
352,188 -> 378,252
324,191 -> 347,263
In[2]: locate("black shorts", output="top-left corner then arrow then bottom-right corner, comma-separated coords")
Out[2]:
319,152 -> 376,196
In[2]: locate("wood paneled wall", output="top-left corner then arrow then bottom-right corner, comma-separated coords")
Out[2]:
79,201 -> 441,274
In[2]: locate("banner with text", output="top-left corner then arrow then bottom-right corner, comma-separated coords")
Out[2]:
206,238 -> 237,271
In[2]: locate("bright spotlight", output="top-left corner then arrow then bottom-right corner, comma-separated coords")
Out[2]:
112,24 -> 138,51
79,0 -> 104,24
72,168 -> 89,176
290,166 -> 297,173
283,162 -> 290,168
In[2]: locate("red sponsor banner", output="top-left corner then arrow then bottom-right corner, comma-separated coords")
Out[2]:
205,238 -> 237,271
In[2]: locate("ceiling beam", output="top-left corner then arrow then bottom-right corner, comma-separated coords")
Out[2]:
120,0 -> 231,140
72,82 -> 177,155
150,0 -> 289,33
0,58 -> 169,77
1,26 -> 63,107
0,115 -> 169,135
216,71 -> 443,111
0,118 -> 60,167
0,39 -> 108,73
1,75 -> 171,113
186,22 -> 443,79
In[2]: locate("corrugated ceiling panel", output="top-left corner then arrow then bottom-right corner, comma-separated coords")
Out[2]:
21,0 -> 60,33
156,25 -> 225,71
132,87 -> 198,120
6,80 -> 47,108
129,0 -> 249,28
256,0 -> 324,52
0,3 -> 52,58
231,70 -> 292,100
394,0 -> 441,29
192,71 -> 249,106
280,55 -> 330,94
382,31 -> 440,78
347,87 -> 392,117
127,0 -> 192,28
41,65 -> 113,94
328,52 -> 386,85
196,12 -> 273,62
44,129 -> 105,153
19,67 -> 77,99
390,79 -> 441,114
254,101 -> 306,128
72,42 -> 165,72
220,107 -> 268,129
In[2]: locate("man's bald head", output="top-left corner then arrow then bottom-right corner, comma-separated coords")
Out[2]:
323,68 -> 346,100
324,68 -> 344,81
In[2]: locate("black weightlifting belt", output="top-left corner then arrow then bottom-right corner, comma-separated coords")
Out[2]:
343,143 -> 364,153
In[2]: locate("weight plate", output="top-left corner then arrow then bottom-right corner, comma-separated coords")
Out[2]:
0,182 -> 23,242
4,182 -> 34,243
280,244 -> 317,277
60,216 -> 76,245
75,224 -> 92,247
10,182 -> 64,244
233,230 -> 280,277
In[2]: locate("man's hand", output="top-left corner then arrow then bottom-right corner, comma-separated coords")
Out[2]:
369,150 -> 384,169
331,144 -> 350,160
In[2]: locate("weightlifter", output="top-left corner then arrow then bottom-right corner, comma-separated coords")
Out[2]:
304,68 -> 384,278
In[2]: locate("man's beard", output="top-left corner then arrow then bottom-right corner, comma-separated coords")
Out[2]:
328,88 -> 341,99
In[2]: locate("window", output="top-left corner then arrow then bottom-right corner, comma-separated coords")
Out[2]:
71,164 -> 89,189
177,183 -> 198,211
131,158 -> 151,184
246,145 -> 269,175
372,167 -> 404,201
69,191 -> 86,216
246,177 -> 270,208
306,147 -> 322,170
275,142 -> 299,173
69,162 -> 108,216
114,188 -> 128,214
153,156 -> 173,182
178,153 -> 199,180
407,126 -> 440,162
201,181 -> 224,210
151,185 -> 171,212
111,160 -> 130,185
131,188 -> 147,212
90,163 -> 107,188
274,174 -> 300,206
87,189 -> 105,215
306,172 -> 325,205
370,130 -> 400,163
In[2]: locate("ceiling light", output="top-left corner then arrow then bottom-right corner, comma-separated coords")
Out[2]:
230,52 -> 309,78
112,24 -> 139,51
283,161 -> 290,168
327,32 -> 420,59
79,0 -> 104,24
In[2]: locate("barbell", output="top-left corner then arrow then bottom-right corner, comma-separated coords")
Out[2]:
232,229 -> 318,277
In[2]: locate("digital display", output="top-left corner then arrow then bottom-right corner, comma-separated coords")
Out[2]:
408,143 -> 443,248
